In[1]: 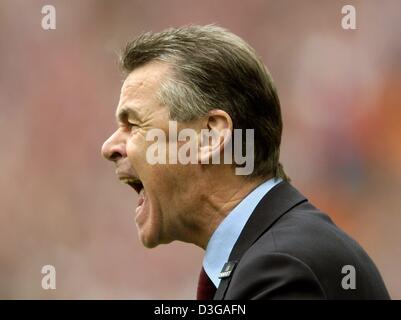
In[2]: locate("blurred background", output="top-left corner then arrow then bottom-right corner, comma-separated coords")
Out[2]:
0,0 -> 400,299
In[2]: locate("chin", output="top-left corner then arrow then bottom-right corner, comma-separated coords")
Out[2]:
137,227 -> 161,248
137,227 -> 175,248
141,239 -> 160,249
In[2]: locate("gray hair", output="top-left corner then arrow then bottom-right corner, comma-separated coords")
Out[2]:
120,24 -> 288,180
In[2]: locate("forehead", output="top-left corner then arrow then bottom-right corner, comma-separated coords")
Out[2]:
116,61 -> 171,117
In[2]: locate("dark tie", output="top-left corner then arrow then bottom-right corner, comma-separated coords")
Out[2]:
197,267 -> 217,300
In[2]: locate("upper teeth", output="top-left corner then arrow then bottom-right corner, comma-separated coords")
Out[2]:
121,177 -> 141,184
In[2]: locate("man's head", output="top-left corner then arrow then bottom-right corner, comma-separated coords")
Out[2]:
101,25 -> 288,248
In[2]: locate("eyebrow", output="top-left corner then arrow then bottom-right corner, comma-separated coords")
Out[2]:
115,106 -> 140,124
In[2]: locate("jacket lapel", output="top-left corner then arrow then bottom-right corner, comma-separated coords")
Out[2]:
214,181 -> 307,299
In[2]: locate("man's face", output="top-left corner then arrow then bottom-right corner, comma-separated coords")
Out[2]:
101,62 -> 196,248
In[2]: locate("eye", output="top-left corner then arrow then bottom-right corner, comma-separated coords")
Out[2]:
127,122 -> 140,131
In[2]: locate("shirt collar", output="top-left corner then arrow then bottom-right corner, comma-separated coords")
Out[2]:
203,177 -> 282,287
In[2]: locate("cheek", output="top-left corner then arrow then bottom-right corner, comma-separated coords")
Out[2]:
126,134 -> 147,164
126,136 -> 168,186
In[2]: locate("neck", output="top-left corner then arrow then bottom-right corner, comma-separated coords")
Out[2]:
181,172 -> 268,250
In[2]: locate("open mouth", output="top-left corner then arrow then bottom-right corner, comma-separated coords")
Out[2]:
120,177 -> 148,223
118,176 -> 143,194
127,179 -> 144,194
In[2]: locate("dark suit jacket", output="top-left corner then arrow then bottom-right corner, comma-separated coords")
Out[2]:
214,181 -> 390,299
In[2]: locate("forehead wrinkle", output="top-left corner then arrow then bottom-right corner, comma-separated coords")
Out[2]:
121,62 -> 171,101
115,61 -> 172,124
116,82 -> 145,124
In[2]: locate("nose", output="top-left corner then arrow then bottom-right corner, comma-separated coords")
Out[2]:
101,130 -> 127,162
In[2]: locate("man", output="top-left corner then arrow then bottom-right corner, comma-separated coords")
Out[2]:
101,25 -> 390,299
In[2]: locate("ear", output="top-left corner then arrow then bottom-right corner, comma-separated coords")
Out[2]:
198,110 -> 233,164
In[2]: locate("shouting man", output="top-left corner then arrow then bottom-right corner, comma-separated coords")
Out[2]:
101,25 -> 389,299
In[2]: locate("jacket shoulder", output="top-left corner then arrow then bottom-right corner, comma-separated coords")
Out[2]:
226,201 -> 390,299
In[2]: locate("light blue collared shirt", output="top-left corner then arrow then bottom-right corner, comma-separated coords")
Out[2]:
203,177 -> 282,287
